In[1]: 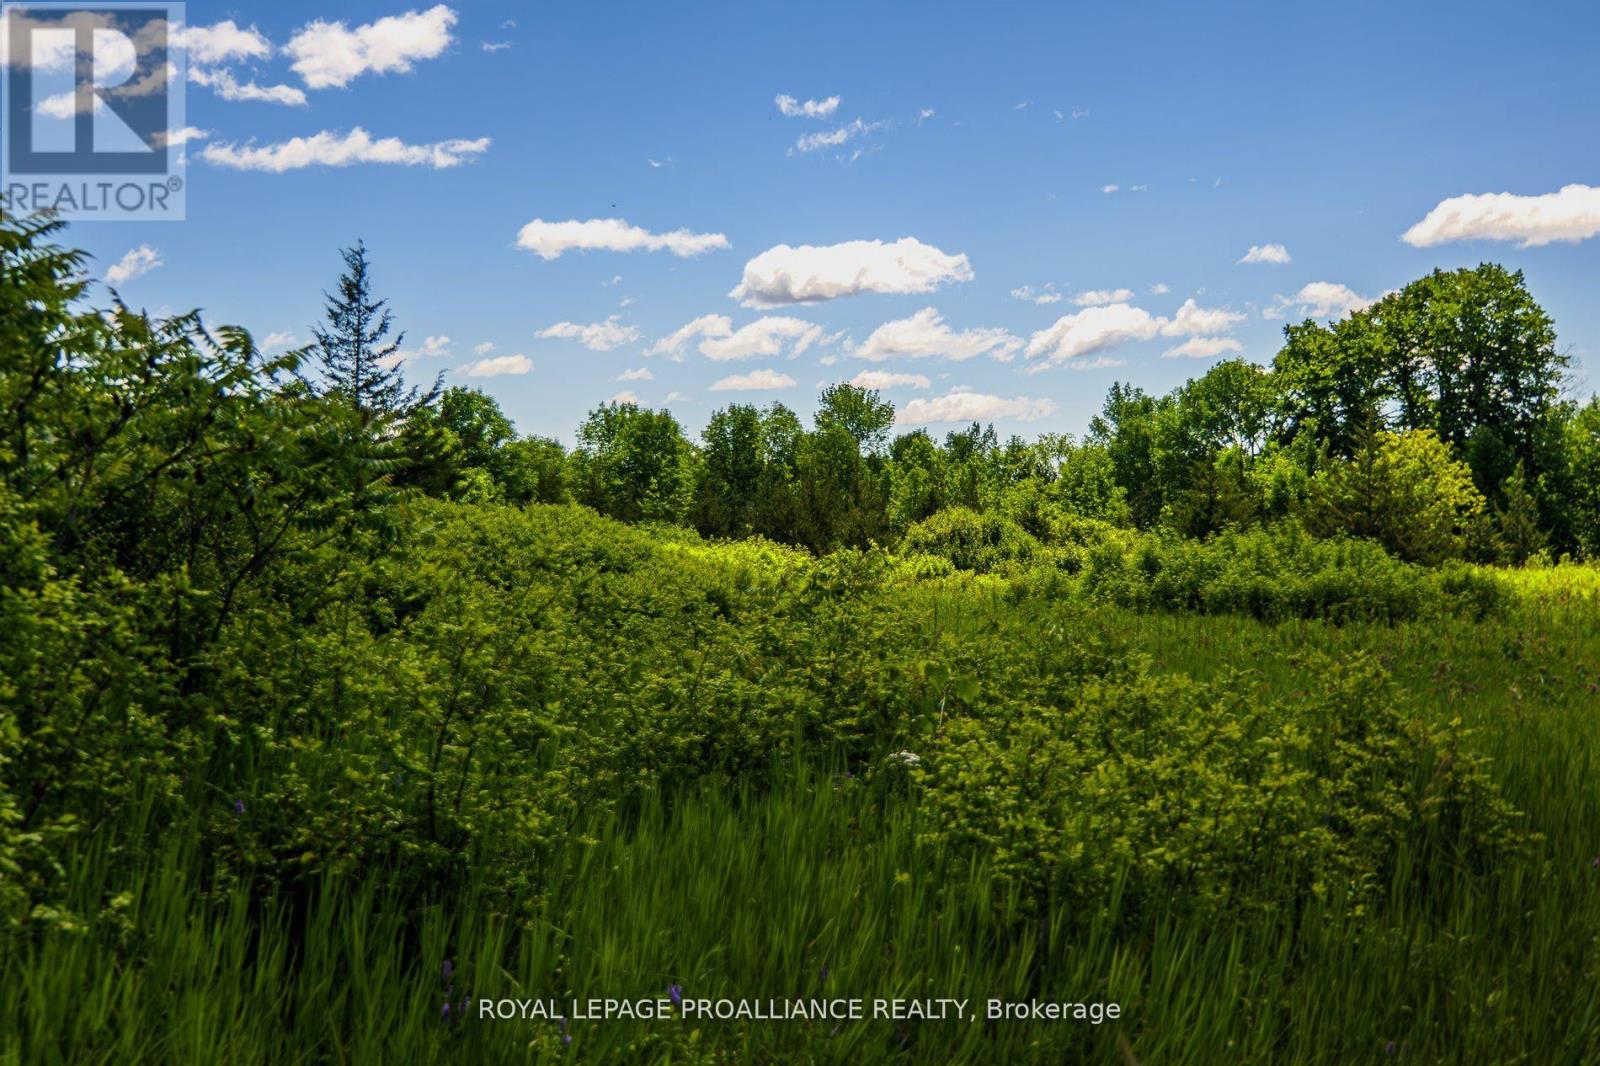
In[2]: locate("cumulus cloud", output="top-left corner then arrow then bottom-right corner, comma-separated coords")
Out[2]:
201,128 -> 489,170
710,368 -> 798,392
1026,299 -> 1243,366
1101,184 -> 1119,194
850,307 -> 1021,362
1401,184 -> 1600,247
1267,282 -> 1374,320
1010,284 -> 1062,305
1071,287 -> 1135,307
647,315 -> 824,361
516,218 -> 728,260
175,20 -> 271,65
1162,298 -> 1245,337
1148,283 -> 1171,295
896,387 -> 1056,425
393,334 -> 451,363
1237,243 -> 1291,265
286,4 -> 457,89
537,316 -> 641,352
261,331 -> 300,350
609,390 -> 639,404
730,237 -> 972,308
1164,336 -> 1244,359
848,370 -> 931,390
473,342 -> 496,355
616,367 -> 654,382
106,245 -> 161,284
153,126 -> 209,147
1026,303 -> 1161,365
461,354 -> 531,377
775,94 -> 839,118
189,67 -> 307,106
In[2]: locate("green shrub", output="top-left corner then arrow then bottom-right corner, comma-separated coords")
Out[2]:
900,506 -> 1040,574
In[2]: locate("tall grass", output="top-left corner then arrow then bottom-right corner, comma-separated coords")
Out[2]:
7,567 -> 1599,1064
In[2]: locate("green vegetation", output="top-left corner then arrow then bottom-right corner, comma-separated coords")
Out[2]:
4,215 -> 1600,1063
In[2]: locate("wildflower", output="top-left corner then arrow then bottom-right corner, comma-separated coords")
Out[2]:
562,1033 -> 572,1048
820,965 -> 830,981
668,983 -> 683,1006
1385,1040 -> 1396,1055
233,799 -> 245,815
441,1001 -> 451,1020
887,751 -> 921,767
442,959 -> 454,981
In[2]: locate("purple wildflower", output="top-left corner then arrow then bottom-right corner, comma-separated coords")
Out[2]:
668,983 -> 683,1007
233,799 -> 245,815
441,1001 -> 451,1020
1385,1040 -> 1396,1055
820,965 -> 830,981
442,959 -> 454,981
562,1033 -> 572,1048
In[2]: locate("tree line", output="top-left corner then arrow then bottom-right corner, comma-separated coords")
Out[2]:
344,258 -> 1598,566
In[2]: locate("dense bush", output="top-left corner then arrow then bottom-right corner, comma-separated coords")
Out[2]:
900,506 -> 1040,573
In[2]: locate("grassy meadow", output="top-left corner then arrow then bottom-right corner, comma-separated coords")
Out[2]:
6,500 -> 1599,1065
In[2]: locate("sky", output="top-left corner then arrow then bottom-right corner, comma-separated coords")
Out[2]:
27,0 -> 1600,444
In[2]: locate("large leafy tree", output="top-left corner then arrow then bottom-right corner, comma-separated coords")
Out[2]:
1299,428 -> 1485,565
573,401 -> 696,524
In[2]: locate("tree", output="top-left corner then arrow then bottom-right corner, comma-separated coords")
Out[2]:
572,401 -> 695,524
312,241 -> 434,423
1299,428 -> 1485,564
814,383 -> 895,455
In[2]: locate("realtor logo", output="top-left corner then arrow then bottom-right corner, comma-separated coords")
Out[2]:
2,2 -> 186,220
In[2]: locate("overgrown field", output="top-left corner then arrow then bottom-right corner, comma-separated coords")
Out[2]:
7,501 -> 1598,1064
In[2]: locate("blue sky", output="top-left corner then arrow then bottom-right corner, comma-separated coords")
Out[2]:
56,0 -> 1600,443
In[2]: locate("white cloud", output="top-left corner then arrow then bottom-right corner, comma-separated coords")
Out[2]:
1164,336 -> 1244,359
262,331 -> 300,351
1148,282 -> 1171,295
665,390 -> 687,403
153,126 -> 209,147
851,307 -> 1021,362
395,334 -> 451,362
609,390 -> 639,404
1101,184 -> 1119,194
481,41 -> 512,53
190,66 -> 307,106
286,4 -> 457,89
896,387 -> 1056,425
616,367 -> 654,382
1267,282 -> 1374,320
201,128 -> 489,171
790,118 -> 883,155
1402,184 -> 1600,247
730,237 -> 972,308
1025,298 -> 1243,366
1237,243 -> 1291,265
516,218 -> 728,260
1161,298 -> 1245,337
1010,284 -> 1062,305
106,245 -> 161,284
538,316 -> 641,352
711,368 -> 798,392
647,314 -> 728,358
1071,287 -> 1135,307
848,370 -> 930,390
917,108 -> 936,123
1026,303 -> 1163,364
647,314 -> 824,361
472,341 -> 495,355
462,354 -> 531,377
175,20 -> 272,65
775,94 -> 839,119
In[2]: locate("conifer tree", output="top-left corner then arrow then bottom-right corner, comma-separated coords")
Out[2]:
312,241 -> 433,422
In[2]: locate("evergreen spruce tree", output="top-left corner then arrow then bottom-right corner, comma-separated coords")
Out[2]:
312,241 -> 434,423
